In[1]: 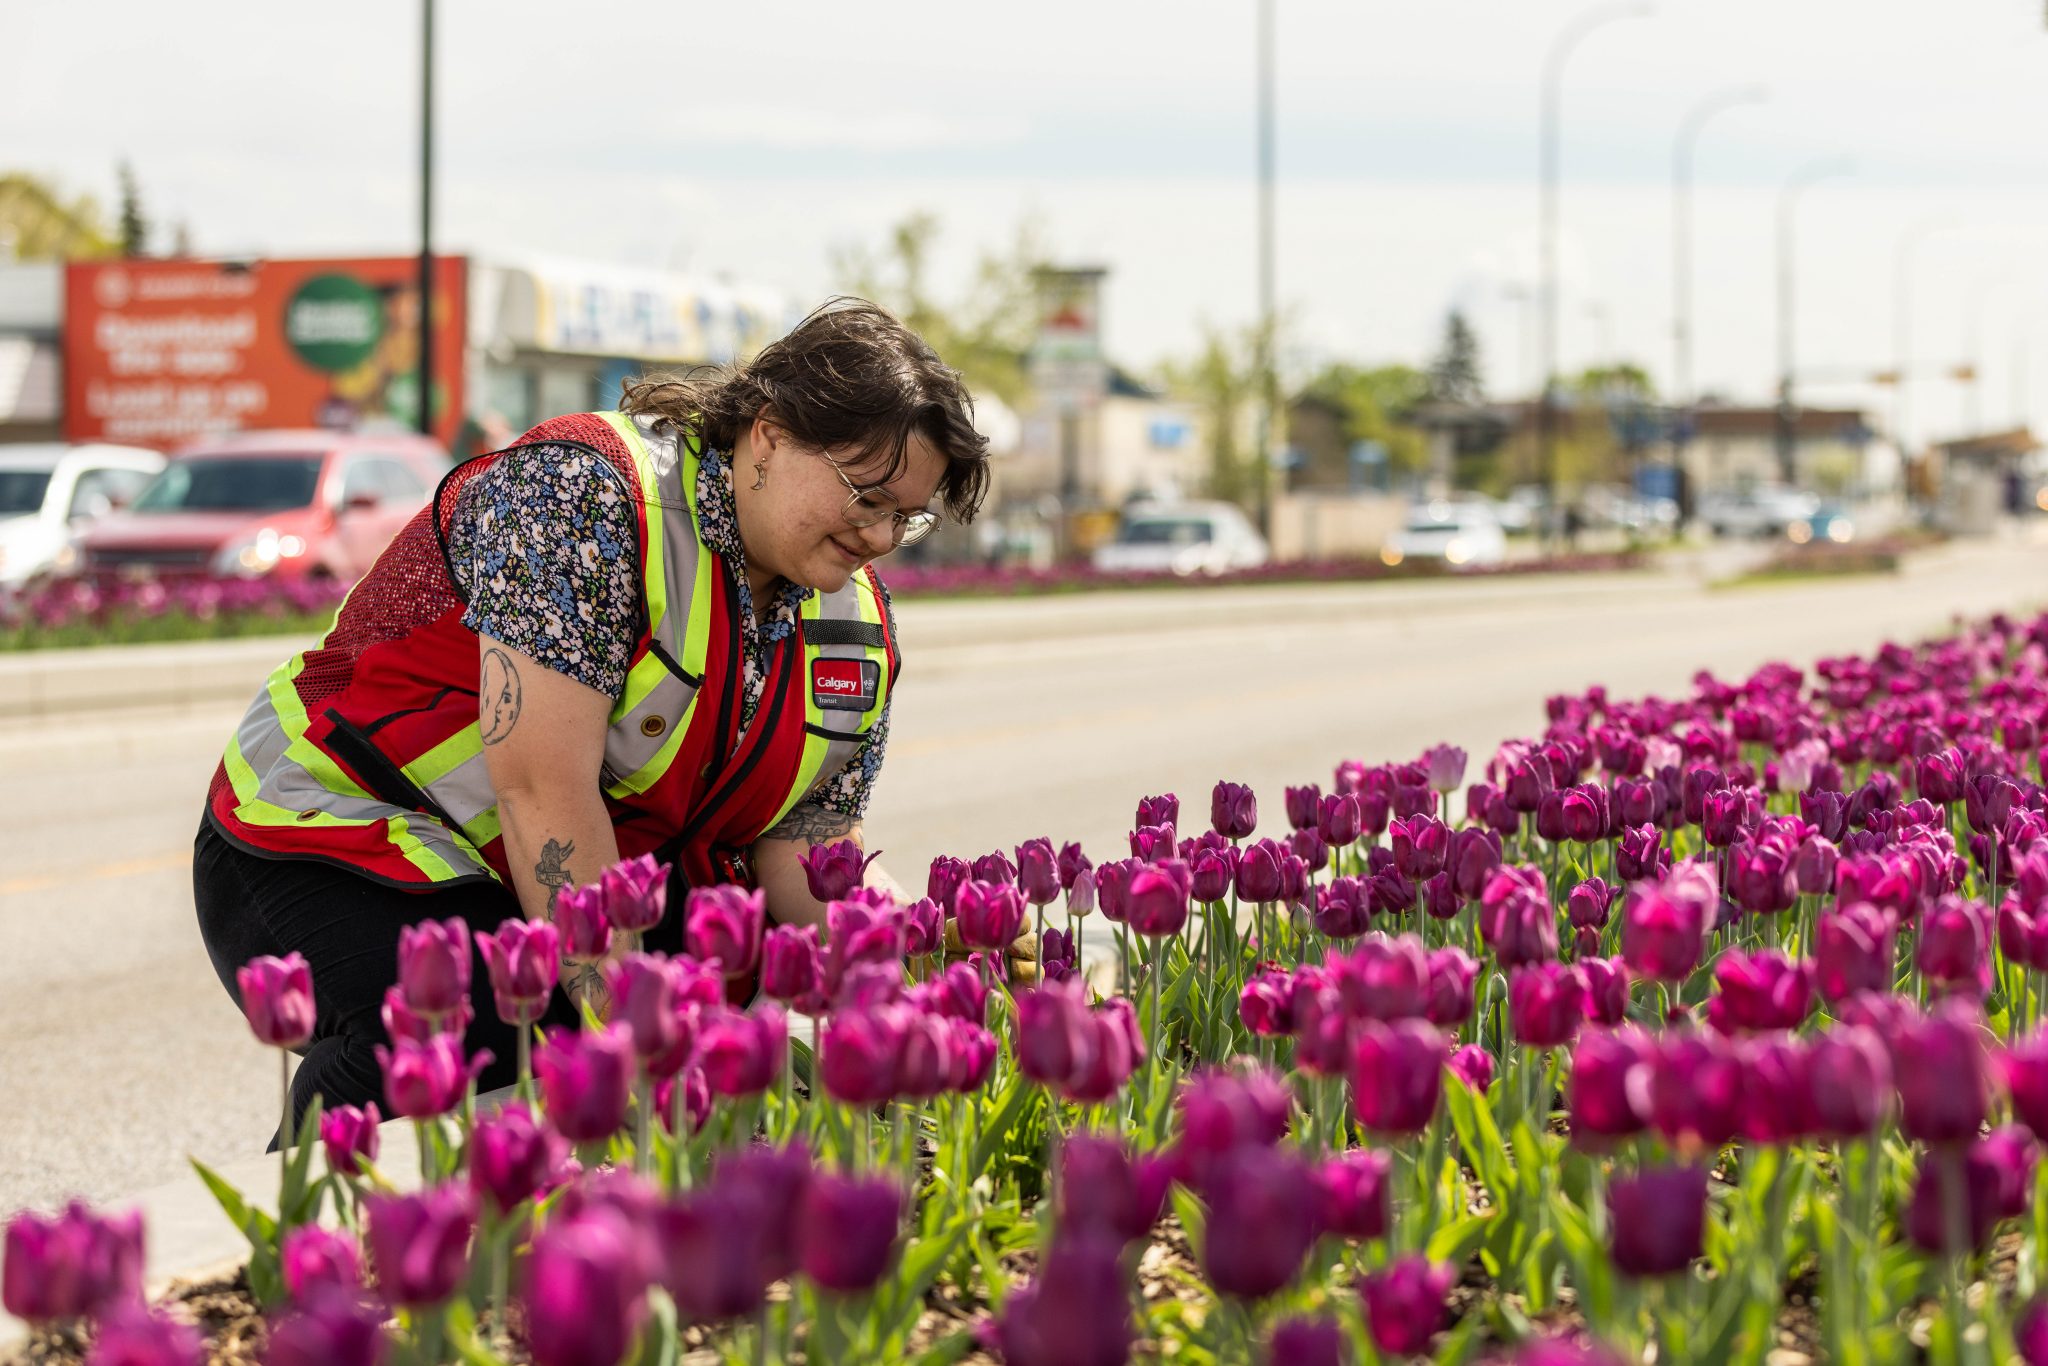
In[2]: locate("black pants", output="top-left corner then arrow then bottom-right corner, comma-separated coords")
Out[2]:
192,817 -> 578,1149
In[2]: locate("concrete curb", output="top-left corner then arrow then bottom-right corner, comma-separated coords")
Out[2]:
0,567 -> 1681,724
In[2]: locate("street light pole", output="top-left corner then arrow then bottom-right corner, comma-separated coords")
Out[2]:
1253,0 -> 1277,541
1670,85 -> 1766,454
1539,1 -> 1653,536
415,0 -> 435,439
1774,157 -> 1852,486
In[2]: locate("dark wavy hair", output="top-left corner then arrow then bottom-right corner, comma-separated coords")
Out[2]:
619,297 -> 992,524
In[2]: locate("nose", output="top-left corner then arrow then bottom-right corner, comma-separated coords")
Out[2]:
855,517 -> 898,555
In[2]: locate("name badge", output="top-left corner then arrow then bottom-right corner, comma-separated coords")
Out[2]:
812,658 -> 881,712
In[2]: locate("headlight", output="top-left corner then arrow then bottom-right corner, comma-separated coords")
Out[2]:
214,527 -> 284,576
1787,521 -> 1812,544
1827,520 -> 1853,543
1380,545 -> 1404,566
1444,539 -> 1471,565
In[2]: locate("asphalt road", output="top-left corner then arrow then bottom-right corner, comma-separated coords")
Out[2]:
2,536 -> 2043,1221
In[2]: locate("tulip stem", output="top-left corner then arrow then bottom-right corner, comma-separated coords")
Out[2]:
278,1047 -> 292,1203
517,1025 -> 532,1105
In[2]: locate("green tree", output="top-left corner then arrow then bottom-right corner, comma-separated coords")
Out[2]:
831,211 -> 1047,408
1157,321 -> 1262,504
117,160 -> 149,258
1427,309 -> 1485,404
1299,362 -> 1432,476
0,172 -> 116,260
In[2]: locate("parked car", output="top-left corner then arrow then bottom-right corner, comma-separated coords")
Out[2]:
1091,501 -> 1270,576
1698,487 -> 1820,539
1787,504 -> 1855,545
0,442 -> 165,592
71,430 -> 449,584
1380,502 -> 1509,570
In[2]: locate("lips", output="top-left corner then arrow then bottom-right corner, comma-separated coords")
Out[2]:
830,538 -> 864,565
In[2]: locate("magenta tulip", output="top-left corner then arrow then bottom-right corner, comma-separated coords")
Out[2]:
363,1185 -> 475,1306
237,952 -> 315,1049
522,1206 -> 654,1366
264,1288 -> 387,1366
1706,950 -> 1813,1034
1568,1027 -> 1652,1143
1058,1135 -> 1172,1246
1126,860 -> 1191,938
995,1233 -> 1133,1366
553,883 -> 613,959
1510,963 -> 1584,1048
695,1006 -> 786,1097
797,1173 -> 903,1293
1578,957 -> 1630,1026
604,953 -> 682,1062
1450,1043 -> 1496,1093
1360,1257 -> 1456,1356
1815,902 -> 1894,1003
470,1101 -> 566,1214
1607,1165 -> 1707,1277
596,852 -> 668,934
81,1305 -> 202,1366
1,1200 -> 144,1321
798,840 -> 878,902
395,917 -> 470,1018
374,1033 -> 488,1120
1808,1026 -> 1893,1137
1349,1019 -> 1446,1136
319,1103 -> 381,1176
1330,934 -> 1431,1022
956,878 -> 1026,950
1895,999 -> 1992,1144
535,1024 -> 635,1143
478,918 -> 560,1025
1199,1145 -> 1319,1300
280,1224 -> 361,1302
1314,1148 -> 1391,1241
685,885 -> 764,976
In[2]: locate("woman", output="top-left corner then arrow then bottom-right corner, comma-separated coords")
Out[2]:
194,298 -> 994,1137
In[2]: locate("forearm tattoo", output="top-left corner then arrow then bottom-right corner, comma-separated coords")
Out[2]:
761,801 -> 858,844
480,647 -> 523,745
562,959 -> 613,1021
535,838 -> 575,912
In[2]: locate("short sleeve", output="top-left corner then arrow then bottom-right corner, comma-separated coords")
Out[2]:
444,444 -> 642,700
805,575 -> 897,819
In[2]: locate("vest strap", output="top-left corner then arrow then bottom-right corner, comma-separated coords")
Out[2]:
802,618 -> 888,648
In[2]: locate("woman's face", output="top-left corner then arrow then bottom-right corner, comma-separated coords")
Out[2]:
734,416 -> 946,593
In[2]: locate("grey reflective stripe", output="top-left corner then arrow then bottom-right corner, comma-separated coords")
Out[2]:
807,577 -> 872,739
419,749 -> 495,828
603,415 -> 704,780
233,678 -> 294,777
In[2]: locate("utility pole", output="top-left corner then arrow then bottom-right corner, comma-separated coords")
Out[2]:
416,0 -> 435,438
1253,0 -> 1276,541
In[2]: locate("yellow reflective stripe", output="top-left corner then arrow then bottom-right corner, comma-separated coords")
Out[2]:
767,730 -> 834,830
406,725 -> 483,786
596,411 -> 669,628
386,815 -> 473,880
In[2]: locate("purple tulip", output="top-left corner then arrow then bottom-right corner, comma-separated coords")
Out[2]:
956,878 -> 1026,950
1014,837 -> 1062,906
1615,824 -> 1671,882
821,1006 -> 905,1105
535,1024 -> 635,1143
656,1070 -> 711,1136
478,918 -> 560,1025
1389,815 -> 1449,880
1566,877 -> 1614,929
1896,998 -> 1992,1144
1706,950 -> 1813,1034
1313,877 -> 1372,938
1619,868 -> 1712,983
653,1183 -> 775,1321
797,1173 -> 903,1293
695,1006 -> 786,1097
1449,826 -> 1504,901
684,885 -> 764,976
1815,902 -> 1894,1003
320,1103 -> 381,1177
1212,780 -> 1260,839
995,1232 -> 1133,1366
1736,1033 -> 1817,1145
1808,1026 -> 1893,1137
1480,865 -> 1558,968
81,1305 -> 202,1366
1607,1165 -> 1707,1277
374,1033 -> 488,1121
1423,947 -> 1481,1028
1918,896 -> 1991,998
237,952 -> 316,1049
1360,1257 -> 1456,1357
470,1100 -> 566,1214
363,1185 -> 475,1307
1450,1043 -> 1496,1093
1125,861 -> 1191,938
1904,1143 -> 2009,1255
2005,1035 -> 2048,1142
1266,1316 -> 1347,1366
1634,1030 -> 1743,1151
759,923 -> 822,1005
2020,1299 -> 2048,1366
1349,1019 -> 1446,1136
396,917 -> 471,1018
553,884 -> 613,959
1236,838 -> 1288,902
1,1200 -> 144,1321
1317,793 -> 1363,847
595,852 -> 668,934
380,985 -> 442,1045
1422,743 -> 1467,793
603,953 -> 682,1061
927,855 -> 969,913
1129,822 -> 1178,863
799,840 -> 878,902
522,1206 -> 654,1366
1176,1066 -> 1293,1169
1918,746 -> 1967,804
1326,934 -> 1427,1022
973,849 -> 1019,886
281,1224 -> 361,1302
266,1288 -> 387,1366
1284,784 -> 1322,831
1059,1135 -> 1172,1246
1510,963 -> 1585,1048
1314,1148 -> 1391,1241
1136,792 -> 1180,832
1568,1027 -> 1652,1143
1064,999 -> 1144,1104
1578,957 -> 1630,1026
1199,1145 -> 1319,1300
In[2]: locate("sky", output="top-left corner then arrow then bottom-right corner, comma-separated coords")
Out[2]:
9,0 -> 2048,447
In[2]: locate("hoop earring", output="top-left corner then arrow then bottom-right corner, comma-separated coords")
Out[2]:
751,459 -> 767,491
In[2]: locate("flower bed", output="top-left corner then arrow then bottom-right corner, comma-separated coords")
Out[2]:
0,579 -> 349,652
866,551 -> 1649,600
11,610 -> 2048,1365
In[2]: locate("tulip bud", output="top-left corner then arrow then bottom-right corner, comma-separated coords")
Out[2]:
1212,780 -> 1260,839
1015,837 -> 1062,907
280,1224 -> 362,1302
797,1173 -> 903,1294
1360,1256 -> 1456,1356
374,1033 -> 489,1120
470,1100 -> 566,1214
1607,1165 -> 1707,1277
1904,1139 -> 2025,1255
535,1024 -> 635,1142
553,884 -> 613,959
320,1103 -> 381,1177
1,1200 -> 144,1322
478,918 -> 560,1026
521,1206 -> 654,1366
237,952 -> 316,1049
696,1006 -> 786,1098
1509,963 -> 1584,1048
1349,1019 -> 1446,1136
1314,1148 -> 1391,1241
1199,1145 -> 1319,1300
685,885 -> 765,976
1235,838 -> 1287,903
266,1288 -> 387,1366
1918,895 -> 1991,998
396,917 -> 471,1019
364,1185 -> 476,1307
1449,1043 -> 1496,1093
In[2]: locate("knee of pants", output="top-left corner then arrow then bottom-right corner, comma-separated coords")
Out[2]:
290,1033 -> 386,1123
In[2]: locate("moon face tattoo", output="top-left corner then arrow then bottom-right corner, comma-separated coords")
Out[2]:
480,647 -> 523,745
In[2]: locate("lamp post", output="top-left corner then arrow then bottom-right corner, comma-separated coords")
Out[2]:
1539,1 -> 1654,538
415,0 -> 435,438
1252,0 -> 1277,541
1670,83 -> 1767,496
1774,157 -> 1852,486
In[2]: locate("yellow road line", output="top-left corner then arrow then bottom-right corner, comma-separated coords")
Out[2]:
0,850 -> 190,897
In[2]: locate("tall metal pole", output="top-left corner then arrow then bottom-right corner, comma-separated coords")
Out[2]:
1890,218 -> 1956,465
415,0 -> 435,438
1539,2 -> 1652,538
1671,85 -> 1766,450
1774,157 -> 1852,486
1253,0 -> 1276,540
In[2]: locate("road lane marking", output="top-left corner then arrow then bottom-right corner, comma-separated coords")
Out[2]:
0,850 -> 190,897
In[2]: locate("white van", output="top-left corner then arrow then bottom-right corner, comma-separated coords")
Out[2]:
1092,501 -> 1271,576
0,443 -> 165,591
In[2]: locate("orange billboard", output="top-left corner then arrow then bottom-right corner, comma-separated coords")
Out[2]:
63,255 -> 466,449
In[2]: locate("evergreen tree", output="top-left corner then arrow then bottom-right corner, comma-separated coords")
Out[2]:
1427,309 -> 1485,405
116,161 -> 150,258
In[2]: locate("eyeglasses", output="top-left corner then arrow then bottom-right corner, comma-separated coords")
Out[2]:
819,452 -> 940,547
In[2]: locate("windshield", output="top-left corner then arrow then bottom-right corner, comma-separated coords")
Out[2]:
0,469 -> 53,516
1403,519 -> 1468,535
1118,518 -> 1214,547
134,456 -> 326,512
